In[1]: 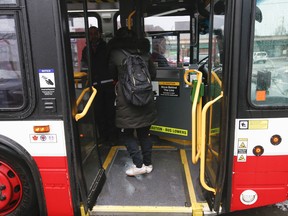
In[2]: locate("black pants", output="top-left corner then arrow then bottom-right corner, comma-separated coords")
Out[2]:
94,82 -> 117,143
120,126 -> 153,168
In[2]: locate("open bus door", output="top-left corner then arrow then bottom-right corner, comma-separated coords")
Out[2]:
185,65 -> 224,214
201,3 -> 225,212
63,1 -> 107,213
190,0 -> 288,214
73,82 -> 106,213
74,85 -> 106,213
186,0 -> 227,213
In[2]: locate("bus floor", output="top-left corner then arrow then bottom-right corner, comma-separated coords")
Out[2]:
91,140 -> 208,216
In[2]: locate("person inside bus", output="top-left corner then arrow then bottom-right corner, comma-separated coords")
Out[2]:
81,26 -> 117,145
107,27 -> 157,176
138,37 -> 152,55
151,35 -> 170,67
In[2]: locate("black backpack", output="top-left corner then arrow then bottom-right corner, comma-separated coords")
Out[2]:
120,49 -> 153,106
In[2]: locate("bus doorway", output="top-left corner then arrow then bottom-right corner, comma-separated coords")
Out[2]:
2,0 -> 288,215
63,0 -> 228,215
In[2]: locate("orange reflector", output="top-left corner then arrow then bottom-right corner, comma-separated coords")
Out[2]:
33,125 -> 50,133
256,90 -> 266,101
80,134 -> 84,138
270,135 -> 281,145
253,145 -> 264,156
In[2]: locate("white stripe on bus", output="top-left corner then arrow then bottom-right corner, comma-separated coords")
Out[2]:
0,120 -> 67,156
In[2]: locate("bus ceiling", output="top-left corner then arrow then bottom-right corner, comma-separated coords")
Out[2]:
65,0 -> 227,17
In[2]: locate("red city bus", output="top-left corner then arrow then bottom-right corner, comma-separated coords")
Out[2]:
0,0 -> 288,215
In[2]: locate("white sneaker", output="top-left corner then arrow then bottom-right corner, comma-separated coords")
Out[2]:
126,165 -> 147,176
145,165 -> 153,173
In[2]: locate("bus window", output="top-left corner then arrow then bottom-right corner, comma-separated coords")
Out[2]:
145,15 -> 190,67
145,16 -> 190,31
180,33 -> 190,66
0,15 -> 24,109
199,15 -> 224,66
69,16 -> 99,33
251,0 -> 288,106
0,0 -> 16,4
150,35 -> 178,67
68,13 -> 100,72
212,18 -> 224,68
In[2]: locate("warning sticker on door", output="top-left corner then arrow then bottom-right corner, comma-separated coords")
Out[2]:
237,154 -> 247,162
39,69 -> 56,88
238,138 -> 248,149
239,120 -> 268,130
249,120 -> 268,130
239,120 -> 248,129
237,138 -> 248,162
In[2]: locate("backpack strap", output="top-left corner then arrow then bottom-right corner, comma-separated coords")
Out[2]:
121,49 -> 130,56
122,49 -> 141,56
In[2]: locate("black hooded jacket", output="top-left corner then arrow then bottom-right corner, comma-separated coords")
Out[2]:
107,32 -> 157,129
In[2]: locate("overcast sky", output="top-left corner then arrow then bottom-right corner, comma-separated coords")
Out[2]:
256,0 -> 288,36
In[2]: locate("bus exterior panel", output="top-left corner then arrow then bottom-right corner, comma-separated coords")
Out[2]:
0,120 -> 74,215
231,118 -> 288,211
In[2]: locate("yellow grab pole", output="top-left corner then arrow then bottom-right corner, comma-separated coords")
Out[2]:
184,69 -> 203,164
199,91 -> 223,194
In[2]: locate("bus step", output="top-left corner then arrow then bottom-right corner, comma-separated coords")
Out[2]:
93,147 -> 194,215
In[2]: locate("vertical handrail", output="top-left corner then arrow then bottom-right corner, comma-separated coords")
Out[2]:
200,91 -> 223,194
184,69 -> 223,193
127,10 -> 136,30
184,69 -> 203,164
212,71 -> 222,87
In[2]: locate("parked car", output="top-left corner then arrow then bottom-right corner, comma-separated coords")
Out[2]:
253,51 -> 268,63
167,55 -> 177,67
183,56 -> 190,66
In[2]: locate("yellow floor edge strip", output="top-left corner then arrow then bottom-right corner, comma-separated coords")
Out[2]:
80,204 -> 89,216
92,205 -> 192,213
102,146 -> 118,169
180,149 -> 204,215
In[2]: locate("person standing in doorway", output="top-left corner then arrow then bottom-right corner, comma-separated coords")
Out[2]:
107,27 -> 157,176
81,26 -> 117,145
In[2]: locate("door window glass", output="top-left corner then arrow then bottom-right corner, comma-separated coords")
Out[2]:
251,0 -> 288,106
68,13 -> 100,73
205,12 -> 225,187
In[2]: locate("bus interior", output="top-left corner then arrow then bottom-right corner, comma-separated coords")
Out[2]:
67,0 -> 225,215
3,0 -> 288,215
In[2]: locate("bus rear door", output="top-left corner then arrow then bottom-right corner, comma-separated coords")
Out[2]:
184,0 -> 227,213
64,1 -> 108,213
200,0 -> 288,213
